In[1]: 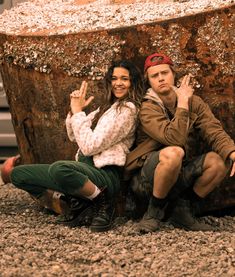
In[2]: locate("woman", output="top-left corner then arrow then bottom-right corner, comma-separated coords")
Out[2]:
10,60 -> 144,232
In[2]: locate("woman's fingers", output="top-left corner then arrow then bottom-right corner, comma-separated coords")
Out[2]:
71,80 -> 87,97
70,90 -> 80,98
82,81 -> 88,98
70,81 -> 88,103
79,81 -> 87,97
79,81 -> 85,94
85,96 -> 94,107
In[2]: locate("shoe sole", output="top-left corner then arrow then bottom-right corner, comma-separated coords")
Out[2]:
90,223 -> 113,232
137,224 -> 160,234
168,219 -> 213,231
168,219 -> 192,231
58,206 -> 93,227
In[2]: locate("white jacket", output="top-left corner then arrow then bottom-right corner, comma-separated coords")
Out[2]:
66,101 -> 137,168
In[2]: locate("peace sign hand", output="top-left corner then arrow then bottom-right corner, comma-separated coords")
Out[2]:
70,81 -> 94,114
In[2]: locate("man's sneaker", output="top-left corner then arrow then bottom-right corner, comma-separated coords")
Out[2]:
57,197 -> 94,227
90,190 -> 115,232
168,199 -> 214,231
137,197 -> 166,234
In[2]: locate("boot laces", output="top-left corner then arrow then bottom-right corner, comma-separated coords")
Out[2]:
94,193 -> 107,217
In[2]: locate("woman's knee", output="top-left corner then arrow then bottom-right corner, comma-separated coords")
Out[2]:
160,146 -> 185,167
10,166 -> 23,186
48,161 -> 71,184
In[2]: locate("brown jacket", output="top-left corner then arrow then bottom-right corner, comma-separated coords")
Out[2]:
125,89 -> 235,174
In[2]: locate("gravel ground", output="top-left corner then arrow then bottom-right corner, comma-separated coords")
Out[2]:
0,179 -> 235,277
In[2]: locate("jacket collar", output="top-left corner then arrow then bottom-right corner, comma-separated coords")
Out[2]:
144,88 -> 198,127
144,88 -> 164,105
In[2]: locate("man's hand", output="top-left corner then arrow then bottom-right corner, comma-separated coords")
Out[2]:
229,152 -> 235,177
70,81 -> 94,114
174,74 -> 194,110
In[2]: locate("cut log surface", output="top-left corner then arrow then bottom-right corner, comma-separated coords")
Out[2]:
0,0 -> 234,212
0,0 -> 233,36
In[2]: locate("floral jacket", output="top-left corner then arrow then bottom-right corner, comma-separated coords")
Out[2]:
66,101 -> 138,168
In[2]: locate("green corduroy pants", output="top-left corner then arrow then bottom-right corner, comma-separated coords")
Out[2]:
11,156 -> 121,199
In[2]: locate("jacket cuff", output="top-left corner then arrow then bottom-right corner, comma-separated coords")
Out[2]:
175,107 -> 189,118
222,148 -> 235,162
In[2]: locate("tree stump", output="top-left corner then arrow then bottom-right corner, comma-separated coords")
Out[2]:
0,0 -> 234,213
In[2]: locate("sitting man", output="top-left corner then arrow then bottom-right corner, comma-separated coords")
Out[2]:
125,52 -> 235,233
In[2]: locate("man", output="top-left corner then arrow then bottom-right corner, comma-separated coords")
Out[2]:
125,53 -> 235,233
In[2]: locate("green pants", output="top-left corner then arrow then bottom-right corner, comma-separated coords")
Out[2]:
11,156 -> 121,199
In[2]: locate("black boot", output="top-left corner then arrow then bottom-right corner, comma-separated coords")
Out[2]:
168,198 -> 214,231
90,190 -> 115,232
137,197 -> 167,234
57,196 -> 94,227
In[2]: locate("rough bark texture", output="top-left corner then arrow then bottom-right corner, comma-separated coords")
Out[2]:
0,3 -> 234,212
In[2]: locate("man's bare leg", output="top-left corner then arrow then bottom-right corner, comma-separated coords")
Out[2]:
193,152 -> 227,198
138,146 -> 184,233
169,152 -> 227,231
153,146 -> 185,198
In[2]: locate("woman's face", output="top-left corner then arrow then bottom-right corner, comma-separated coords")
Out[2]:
111,67 -> 131,99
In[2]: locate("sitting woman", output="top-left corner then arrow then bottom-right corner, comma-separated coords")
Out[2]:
10,60 -> 144,232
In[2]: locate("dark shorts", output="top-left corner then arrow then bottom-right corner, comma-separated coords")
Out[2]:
131,150 -> 206,198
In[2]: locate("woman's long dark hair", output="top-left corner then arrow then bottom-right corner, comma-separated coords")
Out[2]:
91,60 -> 144,129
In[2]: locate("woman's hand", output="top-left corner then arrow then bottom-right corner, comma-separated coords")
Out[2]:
70,81 -> 94,114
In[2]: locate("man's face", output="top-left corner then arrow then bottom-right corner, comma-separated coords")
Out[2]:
146,64 -> 175,95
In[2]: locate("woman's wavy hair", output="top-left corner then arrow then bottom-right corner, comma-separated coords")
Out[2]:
91,60 -> 144,129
